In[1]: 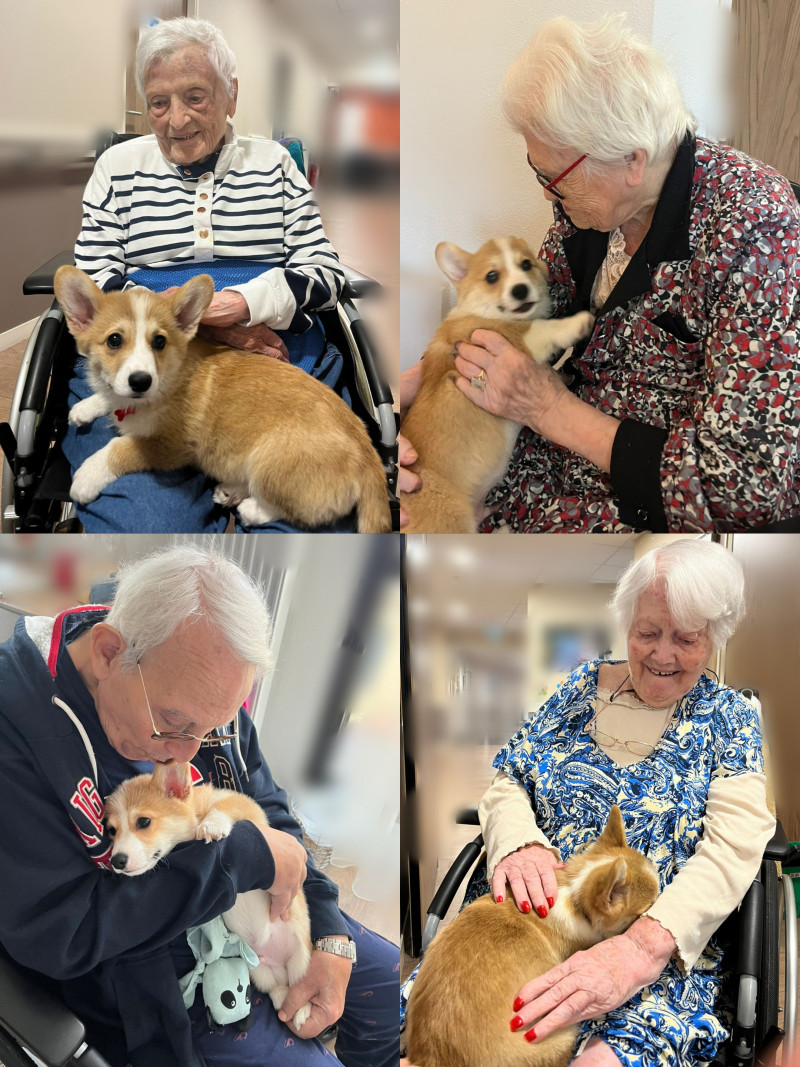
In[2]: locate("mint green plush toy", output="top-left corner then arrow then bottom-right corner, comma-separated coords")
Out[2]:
179,916 -> 260,1031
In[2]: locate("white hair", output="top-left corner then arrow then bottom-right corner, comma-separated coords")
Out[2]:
609,540 -> 746,651
501,14 -> 696,171
136,17 -> 238,99
104,546 -> 272,675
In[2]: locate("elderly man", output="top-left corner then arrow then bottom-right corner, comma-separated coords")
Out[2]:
63,17 -> 348,533
0,546 -> 398,1067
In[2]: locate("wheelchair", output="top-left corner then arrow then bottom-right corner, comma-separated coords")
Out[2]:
0,133 -> 399,533
413,807 -> 798,1067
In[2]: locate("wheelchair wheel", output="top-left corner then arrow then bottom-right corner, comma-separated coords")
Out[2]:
757,860 -> 780,1043
0,1029 -> 37,1067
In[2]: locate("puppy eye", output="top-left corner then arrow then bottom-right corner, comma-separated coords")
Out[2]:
136,817 -> 151,830
106,825 -> 116,838
485,271 -> 499,284
521,259 -> 533,271
152,335 -> 167,351
107,333 -> 123,349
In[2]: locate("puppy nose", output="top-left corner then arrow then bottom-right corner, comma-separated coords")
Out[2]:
111,853 -> 128,871
128,372 -> 152,394
511,284 -> 529,301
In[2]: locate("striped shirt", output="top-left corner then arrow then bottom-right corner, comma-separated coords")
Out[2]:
74,123 -> 345,332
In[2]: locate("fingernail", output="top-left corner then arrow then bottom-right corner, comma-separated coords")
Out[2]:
524,1028 -> 537,1043
495,895 -> 504,903
520,901 -> 532,913
547,896 -> 555,908
537,905 -> 548,918
513,997 -> 524,1013
510,1015 -> 524,1032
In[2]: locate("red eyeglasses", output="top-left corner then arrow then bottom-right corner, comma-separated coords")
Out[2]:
526,153 -> 587,200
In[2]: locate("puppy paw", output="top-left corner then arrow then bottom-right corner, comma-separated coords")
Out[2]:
269,984 -> 290,1012
69,397 -> 105,426
292,1002 -> 312,1031
212,483 -> 247,507
236,496 -> 282,527
196,809 -> 234,842
70,448 -> 116,503
575,311 -> 596,339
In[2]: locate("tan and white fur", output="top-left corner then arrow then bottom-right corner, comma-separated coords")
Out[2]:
405,805 -> 659,1067
104,761 -> 313,1030
400,237 -> 595,532
53,266 -> 391,532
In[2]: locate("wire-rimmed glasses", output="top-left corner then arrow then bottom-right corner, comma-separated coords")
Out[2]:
137,661 -> 237,744
526,152 -> 587,199
585,707 -> 656,758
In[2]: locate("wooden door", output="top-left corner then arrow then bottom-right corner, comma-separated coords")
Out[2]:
731,0 -> 800,181
124,0 -> 187,134
724,534 -> 800,840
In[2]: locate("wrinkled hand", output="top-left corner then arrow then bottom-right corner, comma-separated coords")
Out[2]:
397,433 -> 421,530
257,826 -> 308,921
492,843 -> 565,916
199,289 -> 250,326
278,945 -> 353,1038
454,329 -> 568,432
198,321 -> 290,362
510,918 -> 675,1044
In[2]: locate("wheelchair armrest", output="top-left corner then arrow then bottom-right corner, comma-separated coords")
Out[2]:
764,820 -> 789,862
0,945 -> 110,1066
22,251 -> 74,296
340,264 -> 381,300
456,807 -> 480,826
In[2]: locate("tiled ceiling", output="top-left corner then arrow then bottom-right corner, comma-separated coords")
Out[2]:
272,0 -> 398,84
406,534 -> 641,642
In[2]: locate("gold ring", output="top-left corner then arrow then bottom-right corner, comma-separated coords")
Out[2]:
471,370 -> 487,390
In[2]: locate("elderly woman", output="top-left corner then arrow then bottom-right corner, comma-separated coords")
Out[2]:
62,16 -> 347,533
400,538 -> 775,1066
399,14 -> 800,532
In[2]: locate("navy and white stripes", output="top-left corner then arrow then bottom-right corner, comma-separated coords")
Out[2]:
75,125 -> 345,332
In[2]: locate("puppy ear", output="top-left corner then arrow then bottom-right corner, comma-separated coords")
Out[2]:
435,242 -> 471,286
598,857 -> 629,911
170,275 -> 214,336
599,805 -> 627,849
152,761 -> 193,801
54,265 -> 102,334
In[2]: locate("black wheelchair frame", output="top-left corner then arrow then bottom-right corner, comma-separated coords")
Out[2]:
415,807 -> 798,1067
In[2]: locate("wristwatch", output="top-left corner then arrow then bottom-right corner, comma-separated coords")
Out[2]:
315,936 -> 357,965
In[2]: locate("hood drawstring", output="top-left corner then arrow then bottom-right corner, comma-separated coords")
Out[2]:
52,694 -> 99,786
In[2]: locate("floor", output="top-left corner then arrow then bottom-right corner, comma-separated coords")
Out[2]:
403,742 -> 800,1060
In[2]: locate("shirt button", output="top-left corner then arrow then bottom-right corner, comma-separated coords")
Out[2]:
202,172 -> 212,180
197,206 -> 206,213
183,169 -> 192,176
199,229 -> 209,238
199,193 -> 208,200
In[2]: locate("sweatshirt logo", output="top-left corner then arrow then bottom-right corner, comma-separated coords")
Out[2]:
70,776 -> 112,868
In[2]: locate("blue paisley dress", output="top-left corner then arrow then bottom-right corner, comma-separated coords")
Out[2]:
401,660 -> 765,1066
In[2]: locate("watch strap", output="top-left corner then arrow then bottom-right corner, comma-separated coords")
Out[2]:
314,936 -> 357,965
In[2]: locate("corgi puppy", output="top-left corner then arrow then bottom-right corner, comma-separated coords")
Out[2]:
405,806 -> 659,1067
53,266 -> 391,533
400,237 -> 595,532
104,761 -> 313,1030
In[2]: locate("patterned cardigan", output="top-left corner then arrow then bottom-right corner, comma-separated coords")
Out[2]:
482,135 -> 800,532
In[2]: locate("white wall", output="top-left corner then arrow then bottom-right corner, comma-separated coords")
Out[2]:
400,0 -> 732,370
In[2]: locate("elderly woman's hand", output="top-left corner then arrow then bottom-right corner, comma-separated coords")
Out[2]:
453,329 -> 619,474
197,322 -> 290,362
454,329 -> 569,431
492,843 -> 565,917
509,917 -> 676,1043
199,290 -> 251,327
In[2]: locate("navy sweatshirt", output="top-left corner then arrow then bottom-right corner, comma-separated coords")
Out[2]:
0,607 -> 347,1066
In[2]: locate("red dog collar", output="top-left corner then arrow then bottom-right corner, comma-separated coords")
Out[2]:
114,407 -> 137,422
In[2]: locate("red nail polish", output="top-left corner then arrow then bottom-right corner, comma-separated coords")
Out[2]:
547,896 -> 555,908
510,1015 -> 524,1032
537,905 -> 548,918
524,1028 -> 537,1043
496,895 -> 504,903
520,901 -> 532,913
513,997 -> 524,1013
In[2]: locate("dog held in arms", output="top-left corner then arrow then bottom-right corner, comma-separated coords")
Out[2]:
404,805 -> 659,1067
103,760 -> 314,1031
53,265 -> 391,532
399,236 -> 595,532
